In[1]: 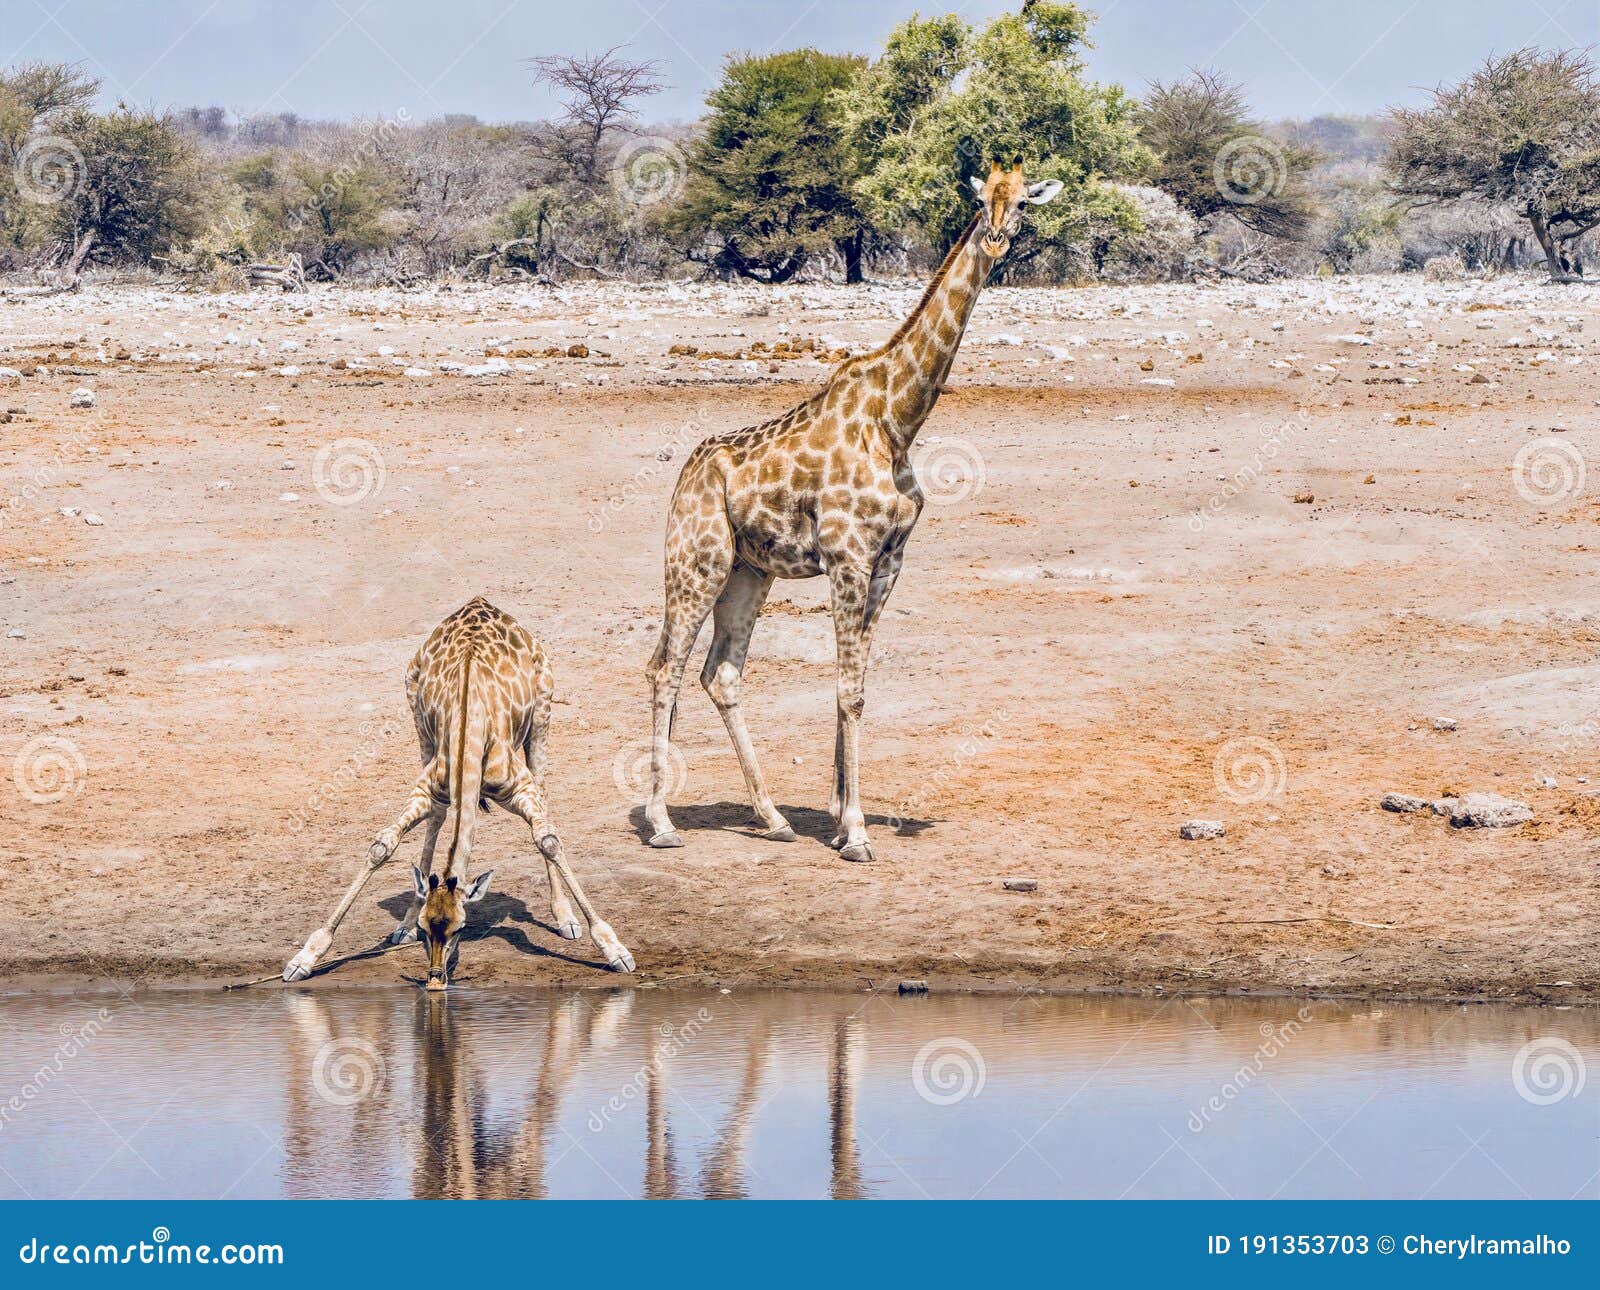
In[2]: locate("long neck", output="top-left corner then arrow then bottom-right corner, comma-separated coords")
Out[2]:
877,213 -> 995,450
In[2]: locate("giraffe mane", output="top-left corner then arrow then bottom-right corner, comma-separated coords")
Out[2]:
869,209 -> 984,358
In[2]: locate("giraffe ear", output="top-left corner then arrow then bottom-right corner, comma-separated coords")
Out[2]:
1024,179 -> 1063,205
969,175 -> 986,199
463,870 -> 494,903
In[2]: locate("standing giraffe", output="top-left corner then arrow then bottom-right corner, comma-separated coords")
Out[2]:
284,597 -> 634,985
645,159 -> 1062,861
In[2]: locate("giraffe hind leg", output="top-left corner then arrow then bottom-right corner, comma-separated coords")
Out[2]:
701,562 -> 792,840
645,531 -> 731,847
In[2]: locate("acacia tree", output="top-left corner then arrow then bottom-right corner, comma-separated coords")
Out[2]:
0,61 -> 99,258
839,2 -> 1151,276
1387,48 -> 1600,278
673,49 -> 867,283
1140,69 -> 1317,238
36,107 -> 208,279
527,44 -> 665,187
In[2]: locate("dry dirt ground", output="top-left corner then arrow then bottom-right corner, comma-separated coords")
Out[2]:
1,272 -> 1596,1002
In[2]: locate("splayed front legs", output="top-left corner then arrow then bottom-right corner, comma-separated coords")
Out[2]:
283,772 -> 441,981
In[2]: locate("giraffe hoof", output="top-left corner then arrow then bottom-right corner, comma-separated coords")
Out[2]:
281,952 -> 315,983
388,923 -> 418,945
828,832 -> 846,850
839,841 -> 876,864
607,950 -> 637,973
758,824 -> 796,843
554,920 -> 583,941
648,830 -> 684,849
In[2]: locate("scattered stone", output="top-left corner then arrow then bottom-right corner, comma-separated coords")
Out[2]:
70,388 -> 95,408
1292,490 -> 1314,504
1381,792 -> 1430,813
1539,776 -> 1558,788
1430,798 -> 1457,817
1448,793 -> 1533,829
1468,371 -> 1491,384
1180,819 -> 1225,840
1002,878 -> 1038,892
897,979 -> 929,995
82,513 -> 103,526
0,367 -> 21,382
565,344 -> 589,358
1430,716 -> 1457,732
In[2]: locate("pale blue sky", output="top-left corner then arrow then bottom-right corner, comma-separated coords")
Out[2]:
0,0 -> 1592,124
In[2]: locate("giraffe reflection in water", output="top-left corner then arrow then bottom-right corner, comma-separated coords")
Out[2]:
284,992 -> 867,1199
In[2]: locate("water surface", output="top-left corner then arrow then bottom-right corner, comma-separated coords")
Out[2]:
0,988 -> 1593,1199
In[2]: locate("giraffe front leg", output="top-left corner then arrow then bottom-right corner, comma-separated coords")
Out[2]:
389,806 -> 446,944
827,562 -> 876,863
283,772 -> 439,981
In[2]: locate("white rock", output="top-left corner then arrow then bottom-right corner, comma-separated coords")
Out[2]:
1179,819 -> 1225,840
70,388 -> 95,408
279,492 -> 299,502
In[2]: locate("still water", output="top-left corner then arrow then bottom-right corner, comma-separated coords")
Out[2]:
0,988 -> 1593,1199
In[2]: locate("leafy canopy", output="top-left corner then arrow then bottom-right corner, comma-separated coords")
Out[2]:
837,2 -> 1151,270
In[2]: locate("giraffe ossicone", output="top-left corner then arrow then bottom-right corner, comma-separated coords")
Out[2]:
644,159 -> 1061,861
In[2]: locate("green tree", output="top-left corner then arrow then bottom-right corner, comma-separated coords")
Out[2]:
1386,48 -> 1600,278
0,62 -> 99,256
1139,70 -> 1317,239
673,48 -> 866,283
36,107 -> 208,278
839,2 -> 1151,276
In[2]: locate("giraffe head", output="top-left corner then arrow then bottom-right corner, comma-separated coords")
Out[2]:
967,157 -> 1063,258
413,865 -> 493,989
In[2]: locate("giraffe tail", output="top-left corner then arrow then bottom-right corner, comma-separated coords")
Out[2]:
443,650 -> 489,879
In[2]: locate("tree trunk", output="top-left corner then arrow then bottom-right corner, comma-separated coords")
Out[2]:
836,230 -> 863,284
60,228 -> 96,286
1528,209 -> 1564,276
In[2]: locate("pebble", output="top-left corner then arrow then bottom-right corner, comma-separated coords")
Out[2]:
70,388 -> 95,408
897,979 -> 929,995
1002,878 -> 1038,892
1381,792 -> 1430,813
1179,819 -> 1225,840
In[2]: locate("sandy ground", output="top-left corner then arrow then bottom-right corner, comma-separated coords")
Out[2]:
1,271 -> 1596,1002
